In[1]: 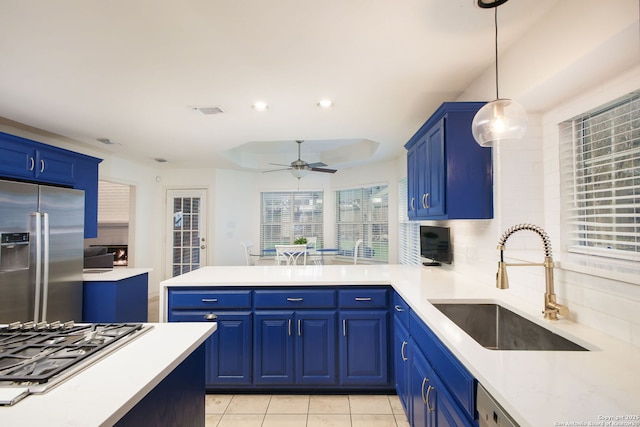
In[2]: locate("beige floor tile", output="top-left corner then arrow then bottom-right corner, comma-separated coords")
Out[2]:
349,395 -> 393,414
224,394 -> 271,414
267,394 -> 310,414
217,414 -> 264,427
395,413 -> 411,427
351,414 -> 398,427
205,394 -> 233,414
205,414 -> 222,427
307,414 -> 352,427
308,395 -> 351,414
262,414 -> 308,427
388,394 -> 405,415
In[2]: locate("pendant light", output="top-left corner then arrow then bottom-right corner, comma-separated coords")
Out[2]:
471,0 -> 527,147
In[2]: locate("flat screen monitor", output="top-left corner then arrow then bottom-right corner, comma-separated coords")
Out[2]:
420,225 -> 452,266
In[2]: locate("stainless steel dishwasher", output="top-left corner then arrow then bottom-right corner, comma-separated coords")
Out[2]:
477,383 -> 519,427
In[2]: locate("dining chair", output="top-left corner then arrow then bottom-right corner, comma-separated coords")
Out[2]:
353,239 -> 363,265
275,244 -> 307,265
305,237 -> 322,265
240,241 -> 255,266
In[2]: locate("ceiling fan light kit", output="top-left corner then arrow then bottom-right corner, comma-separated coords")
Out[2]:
471,0 -> 528,147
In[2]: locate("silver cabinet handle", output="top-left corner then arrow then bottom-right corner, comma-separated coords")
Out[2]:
288,318 -> 292,336
29,157 -> 35,171
354,297 -> 372,301
394,305 -> 404,312
342,319 -> 346,336
201,298 -> 218,303
40,159 -> 45,173
422,193 -> 430,209
421,378 -> 428,405
287,297 -> 303,302
410,197 -> 415,211
298,319 -> 301,336
401,341 -> 407,361
204,313 -> 217,321
426,385 -> 435,413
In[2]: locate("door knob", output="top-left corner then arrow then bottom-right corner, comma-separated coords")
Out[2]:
201,245 -> 206,249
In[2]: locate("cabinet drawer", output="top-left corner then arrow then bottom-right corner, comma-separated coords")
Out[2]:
392,292 -> 410,327
338,288 -> 388,309
410,311 -> 475,419
168,289 -> 252,309
254,289 -> 336,309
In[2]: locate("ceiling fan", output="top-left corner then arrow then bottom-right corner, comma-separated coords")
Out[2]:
263,140 -> 337,178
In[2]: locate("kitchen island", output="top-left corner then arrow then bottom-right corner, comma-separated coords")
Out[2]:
0,322 -> 215,427
160,265 -> 640,427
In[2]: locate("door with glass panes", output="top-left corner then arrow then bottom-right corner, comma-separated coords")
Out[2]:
166,189 -> 207,278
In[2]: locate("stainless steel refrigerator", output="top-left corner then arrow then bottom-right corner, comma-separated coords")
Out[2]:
0,179 -> 84,323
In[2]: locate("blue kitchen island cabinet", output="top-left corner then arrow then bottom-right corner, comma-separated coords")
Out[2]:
0,131 -> 102,237
405,102 -> 493,220
83,272 -> 149,323
167,289 -> 253,387
254,311 -> 337,385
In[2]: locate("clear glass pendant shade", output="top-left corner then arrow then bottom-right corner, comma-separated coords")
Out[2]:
471,99 -> 528,147
290,168 -> 308,178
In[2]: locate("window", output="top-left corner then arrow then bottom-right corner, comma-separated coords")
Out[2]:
335,184 -> 388,262
260,191 -> 323,253
398,177 -> 420,265
559,91 -> 640,261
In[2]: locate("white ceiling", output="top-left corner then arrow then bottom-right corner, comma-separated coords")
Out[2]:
0,0 -> 560,171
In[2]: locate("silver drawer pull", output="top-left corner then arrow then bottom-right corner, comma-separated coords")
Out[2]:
394,305 -> 404,312
201,298 -> 218,303
354,297 -> 372,301
287,297 -> 303,302
204,313 -> 217,321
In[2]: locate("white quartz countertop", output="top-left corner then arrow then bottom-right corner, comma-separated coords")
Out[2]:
83,267 -> 152,282
160,265 -> 640,427
0,322 -> 215,427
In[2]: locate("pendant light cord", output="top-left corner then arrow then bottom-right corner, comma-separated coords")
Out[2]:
494,7 -> 500,100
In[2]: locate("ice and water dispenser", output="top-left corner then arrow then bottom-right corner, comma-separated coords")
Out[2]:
0,232 -> 30,272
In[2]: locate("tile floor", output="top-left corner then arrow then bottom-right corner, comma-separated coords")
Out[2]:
205,394 -> 410,427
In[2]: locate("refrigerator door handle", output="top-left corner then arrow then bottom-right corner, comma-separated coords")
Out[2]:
41,213 -> 50,322
32,213 -> 42,323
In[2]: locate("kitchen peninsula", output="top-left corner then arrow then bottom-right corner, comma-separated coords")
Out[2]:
160,265 -> 640,427
0,322 -> 215,427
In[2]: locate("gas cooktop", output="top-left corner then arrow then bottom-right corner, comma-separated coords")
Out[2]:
0,321 -> 151,405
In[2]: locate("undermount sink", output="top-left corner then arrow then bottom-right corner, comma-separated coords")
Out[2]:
430,301 -> 588,351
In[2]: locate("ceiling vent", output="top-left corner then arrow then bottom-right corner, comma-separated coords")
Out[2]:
192,106 -> 224,115
97,138 -> 118,145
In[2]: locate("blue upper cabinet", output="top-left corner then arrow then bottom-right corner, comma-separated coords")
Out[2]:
0,132 -> 102,237
405,102 -> 493,220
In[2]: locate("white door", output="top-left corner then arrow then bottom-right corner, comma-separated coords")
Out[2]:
166,189 -> 207,278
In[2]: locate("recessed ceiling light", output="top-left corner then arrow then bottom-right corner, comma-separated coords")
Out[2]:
192,106 -> 224,115
154,158 -> 168,163
317,99 -> 334,109
252,101 -> 269,111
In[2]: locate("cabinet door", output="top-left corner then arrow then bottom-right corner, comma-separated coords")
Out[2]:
432,371 -> 476,427
407,144 -> 419,219
35,148 -> 77,184
394,317 -> 411,416
254,311 -> 294,384
411,342 -> 435,427
295,311 -> 337,385
338,310 -> 389,386
423,119 -> 445,217
0,135 -> 37,179
209,312 -> 253,385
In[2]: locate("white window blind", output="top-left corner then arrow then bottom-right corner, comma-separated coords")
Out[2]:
559,91 -> 640,261
335,184 -> 388,262
398,177 -> 420,265
260,191 -> 323,253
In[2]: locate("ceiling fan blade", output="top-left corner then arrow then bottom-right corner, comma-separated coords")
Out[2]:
310,167 -> 337,174
307,162 -> 328,168
269,162 -> 293,167
262,167 -> 292,173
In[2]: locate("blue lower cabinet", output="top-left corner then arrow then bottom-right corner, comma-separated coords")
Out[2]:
338,310 -> 390,386
431,370 -> 476,427
254,311 -> 337,385
208,312 -> 252,385
83,273 -> 148,323
411,340 -> 435,427
394,316 -> 411,415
